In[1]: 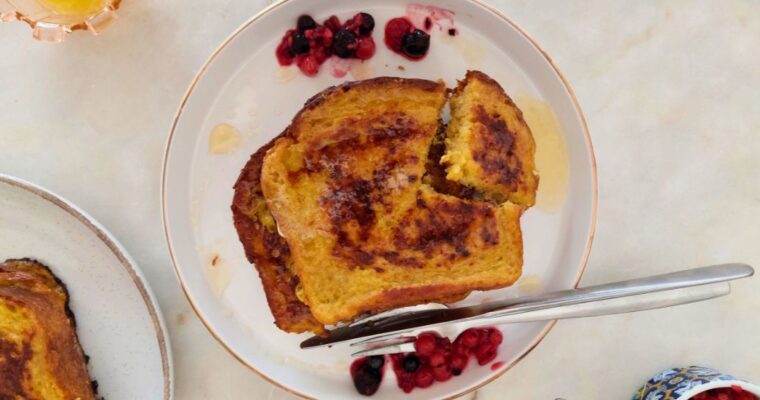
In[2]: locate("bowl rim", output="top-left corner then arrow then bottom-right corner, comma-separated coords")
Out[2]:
160,0 -> 599,398
0,173 -> 174,400
682,380 -> 760,399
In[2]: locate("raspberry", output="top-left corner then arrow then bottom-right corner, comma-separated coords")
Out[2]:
477,328 -> 491,344
384,17 -> 413,52
450,353 -> 468,372
399,377 -> 415,393
437,336 -> 452,353
384,328 -> 505,394
475,343 -> 497,365
312,46 -> 329,64
414,333 -> 437,356
323,15 -> 341,33
451,342 -> 465,358
428,350 -> 446,369
432,365 -> 452,382
692,386 -> 757,400
458,329 -> 480,348
355,37 -> 376,60
488,329 -> 503,346
343,12 -> 375,36
414,367 -> 434,388
297,55 -> 320,76
275,29 -> 296,65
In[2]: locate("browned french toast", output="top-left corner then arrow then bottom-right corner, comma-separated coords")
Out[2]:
0,259 -> 96,400
258,75 -> 530,325
232,71 -> 538,330
442,71 -> 539,206
232,136 -> 326,334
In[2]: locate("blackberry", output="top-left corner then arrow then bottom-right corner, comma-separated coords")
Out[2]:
297,15 -> 317,32
333,29 -> 357,58
290,32 -> 310,54
358,12 -> 375,35
401,29 -> 430,58
352,365 -> 382,396
367,356 -> 384,370
402,354 -> 420,373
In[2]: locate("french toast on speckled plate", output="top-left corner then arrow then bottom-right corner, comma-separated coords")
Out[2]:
0,259 -> 96,399
232,71 -> 537,333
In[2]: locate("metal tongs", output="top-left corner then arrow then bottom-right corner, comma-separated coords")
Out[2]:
300,263 -> 754,356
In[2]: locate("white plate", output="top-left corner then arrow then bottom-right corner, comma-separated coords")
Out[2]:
0,174 -> 173,400
163,0 -> 596,398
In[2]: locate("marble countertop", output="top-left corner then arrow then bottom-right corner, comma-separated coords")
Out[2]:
2,0 -> 759,398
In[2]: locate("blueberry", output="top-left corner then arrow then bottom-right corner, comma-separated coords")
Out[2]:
333,29 -> 357,58
297,15 -> 317,32
290,32 -> 310,54
353,365 -> 382,396
401,29 -> 430,58
367,356 -> 384,370
402,354 -> 420,373
358,12 -> 375,35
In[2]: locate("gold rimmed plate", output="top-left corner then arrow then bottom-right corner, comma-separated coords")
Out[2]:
162,0 -> 596,398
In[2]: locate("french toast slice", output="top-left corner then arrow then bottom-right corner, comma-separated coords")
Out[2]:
0,259 -> 96,400
232,136 -> 326,334
441,71 -> 539,206
260,77 -> 526,325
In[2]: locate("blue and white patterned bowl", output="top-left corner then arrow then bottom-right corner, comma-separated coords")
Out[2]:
634,366 -> 760,400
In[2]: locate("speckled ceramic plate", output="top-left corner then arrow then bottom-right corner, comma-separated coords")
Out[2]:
163,0 -> 596,398
0,174 -> 173,399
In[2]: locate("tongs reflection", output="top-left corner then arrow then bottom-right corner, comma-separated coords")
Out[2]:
299,263 -> 754,357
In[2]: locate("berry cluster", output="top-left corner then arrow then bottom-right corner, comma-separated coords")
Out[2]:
390,328 -> 503,393
384,17 -> 431,60
276,13 -> 376,76
350,355 -> 385,396
692,386 -> 758,400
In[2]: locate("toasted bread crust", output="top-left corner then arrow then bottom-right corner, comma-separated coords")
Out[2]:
0,259 -> 96,400
443,70 -> 539,206
232,135 -> 325,334
297,77 -> 445,117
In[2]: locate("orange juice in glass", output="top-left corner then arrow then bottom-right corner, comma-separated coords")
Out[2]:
0,0 -> 121,41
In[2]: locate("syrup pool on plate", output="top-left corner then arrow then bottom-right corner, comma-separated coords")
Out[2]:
516,96 -> 570,212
